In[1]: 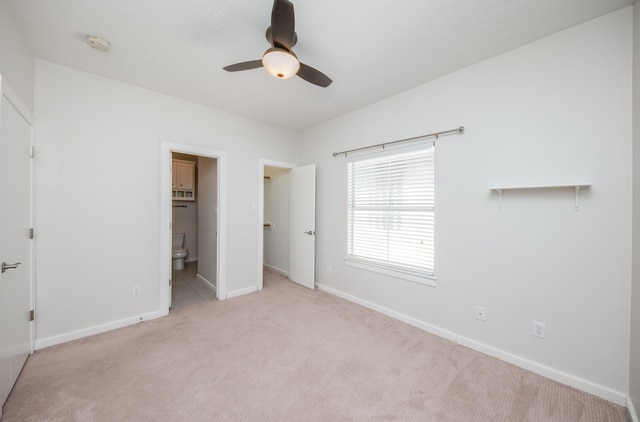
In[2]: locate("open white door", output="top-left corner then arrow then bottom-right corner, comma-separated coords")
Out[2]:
288,164 -> 316,289
0,77 -> 33,413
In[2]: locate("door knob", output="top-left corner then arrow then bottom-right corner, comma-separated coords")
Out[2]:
1,262 -> 21,273
304,230 -> 315,235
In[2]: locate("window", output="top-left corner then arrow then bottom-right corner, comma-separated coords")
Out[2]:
346,145 -> 435,282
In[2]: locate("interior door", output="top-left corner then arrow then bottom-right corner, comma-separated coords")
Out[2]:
0,78 -> 33,412
288,164 -> 316,289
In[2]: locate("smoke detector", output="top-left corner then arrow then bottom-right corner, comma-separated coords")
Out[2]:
86,35 -> 111,52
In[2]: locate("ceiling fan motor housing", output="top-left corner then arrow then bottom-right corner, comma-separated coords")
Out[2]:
266,26 -> 297,48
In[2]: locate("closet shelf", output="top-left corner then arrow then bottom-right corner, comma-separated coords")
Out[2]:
488,183 -> 592,211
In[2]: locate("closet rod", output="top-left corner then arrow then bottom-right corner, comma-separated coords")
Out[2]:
332,126 -> 464,158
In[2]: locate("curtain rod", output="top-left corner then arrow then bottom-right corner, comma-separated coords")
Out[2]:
332,126 -> 464,158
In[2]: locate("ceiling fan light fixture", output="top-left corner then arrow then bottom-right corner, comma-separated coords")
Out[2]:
262,48 -> 299,79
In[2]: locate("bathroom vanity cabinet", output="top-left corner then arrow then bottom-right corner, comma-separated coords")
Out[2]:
172,159 -> 195,201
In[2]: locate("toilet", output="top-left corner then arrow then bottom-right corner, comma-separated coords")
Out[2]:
172,233 -> 188,270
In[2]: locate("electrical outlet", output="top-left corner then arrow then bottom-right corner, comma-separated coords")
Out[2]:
327,265 -> 332,275
532,320 -> 546,339
475,306 -> 486,321
132,286 -> 141,298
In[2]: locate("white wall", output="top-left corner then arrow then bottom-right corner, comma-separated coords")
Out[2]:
630,3 -> 640,419
197,156 -> 218,285
33,60 -> 298,346
300,7 -> 633,403
263,166 -> 290,274
0,1 -> 34,110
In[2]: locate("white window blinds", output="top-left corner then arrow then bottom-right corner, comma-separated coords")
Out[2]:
347,146 -> 435,278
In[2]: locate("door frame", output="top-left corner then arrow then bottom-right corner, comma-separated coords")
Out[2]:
257,159 -> 296,290
0,77 -> 35,355
160,142 -> 227,312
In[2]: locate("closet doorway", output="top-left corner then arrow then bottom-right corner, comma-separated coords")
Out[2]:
258,159 -> 316,291
262,165 -> 292,275
160,142 -> 227,314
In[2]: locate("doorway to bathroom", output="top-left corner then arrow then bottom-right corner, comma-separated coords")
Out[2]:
160,142 -> 227,314
170,152 -> 217,308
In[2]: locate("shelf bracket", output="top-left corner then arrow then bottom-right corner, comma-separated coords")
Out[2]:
575,186 -> 582,211
495,189 -> 503,211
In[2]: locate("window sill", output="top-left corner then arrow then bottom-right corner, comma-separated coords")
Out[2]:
344,259 -> 436,287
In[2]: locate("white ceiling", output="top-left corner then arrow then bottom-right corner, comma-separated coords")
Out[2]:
4,0 -> 633,131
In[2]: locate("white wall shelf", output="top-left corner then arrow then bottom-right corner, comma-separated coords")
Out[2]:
488,183 -> 592,211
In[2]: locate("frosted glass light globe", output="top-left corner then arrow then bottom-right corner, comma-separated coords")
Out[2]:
262,48 -> 300,79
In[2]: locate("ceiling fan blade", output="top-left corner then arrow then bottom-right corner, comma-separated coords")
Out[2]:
270,0 -> 295,50
297,63 -> 332,87
223,60 -> 263,72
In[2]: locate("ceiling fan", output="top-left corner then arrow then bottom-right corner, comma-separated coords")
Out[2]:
223,0 -> 332,88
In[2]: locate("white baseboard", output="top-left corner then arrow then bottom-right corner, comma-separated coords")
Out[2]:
628,396 -> 639,422
263,263 -> 288,277
317,282 -> 627,406
196,273 -> 217,293
227,285 -> 257,299
35,310 -> 165,350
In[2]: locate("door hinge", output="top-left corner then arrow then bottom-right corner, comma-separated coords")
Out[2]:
30,145 -> 35,158
29,228 -> 34,239
169,278 -> 172,286
29,310 -> 34,321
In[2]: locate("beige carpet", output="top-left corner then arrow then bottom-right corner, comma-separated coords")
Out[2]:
2,271 -> 629,421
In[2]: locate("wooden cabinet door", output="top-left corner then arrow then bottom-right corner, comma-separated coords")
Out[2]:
175,162 -> 194,190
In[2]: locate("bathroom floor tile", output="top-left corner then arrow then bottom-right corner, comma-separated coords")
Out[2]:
171,261 -> 216,309
186,277 -> 217,300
